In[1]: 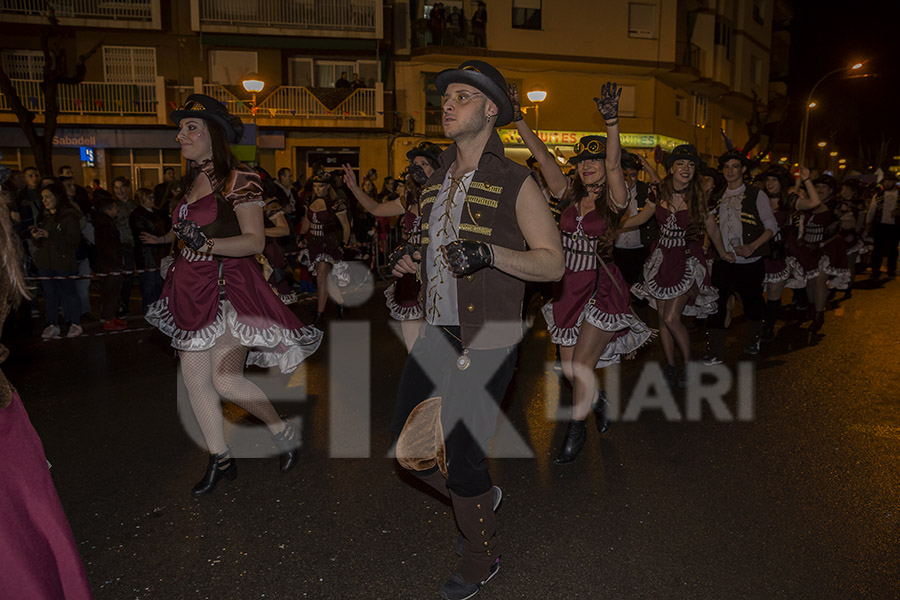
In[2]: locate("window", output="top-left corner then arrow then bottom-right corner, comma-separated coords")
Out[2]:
715,17 -> 733,60
1,50 -> 44,80
693,96 -> 708,128
750,55 -> 763,85
512,0 -> 541,30
288,57 -> 314,87
752,0 -> 765,26
103,46 -> 156,83
208,50 -> 257,86
314,60 -> 379,88
628,3 -> 656,39
675,95 -> 686,121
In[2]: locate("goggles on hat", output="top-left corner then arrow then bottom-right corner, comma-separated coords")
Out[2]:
178,99 -> 207,112
574,139 -> 606,155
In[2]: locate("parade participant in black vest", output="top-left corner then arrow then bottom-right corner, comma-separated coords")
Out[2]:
613,150 -> 660,287
390,59 -> 564,600
701,150 -> 777,363
866,171 -> 899,279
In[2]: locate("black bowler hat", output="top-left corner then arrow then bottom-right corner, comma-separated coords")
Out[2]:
310,170 -> 331,184
763,165 -> 795,190
170,94 -> 244,144
664,144 -> 703,170
621,150 -> 642,171
569,135 -> 607,164
434,60 -> 514,127
717,149 -> 751,170
406,141 -> 443,167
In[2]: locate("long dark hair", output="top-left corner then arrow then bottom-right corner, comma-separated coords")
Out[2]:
658,171 -> 708,240
0,185 -> 31,302
38,183 -> 75,219
182,119 -> 239,190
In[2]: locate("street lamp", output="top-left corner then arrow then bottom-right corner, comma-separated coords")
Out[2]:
817,141 -> 827,148
526,89 -> 547,136
799,62 -> 864,167
242,73 -> 265,159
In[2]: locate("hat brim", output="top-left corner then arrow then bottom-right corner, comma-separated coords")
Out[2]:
406,148 -> 440,165
170,109 -> 244,144
665,155 -> 703,170
569,151 -> 607,165
434,69 -> 513,127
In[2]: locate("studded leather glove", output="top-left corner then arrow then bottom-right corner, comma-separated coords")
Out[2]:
443,240 -> 494,276
593,82 -> 622,123
389,242 -> 420,271
507,83 -> 524,122
173,219 -> 208,251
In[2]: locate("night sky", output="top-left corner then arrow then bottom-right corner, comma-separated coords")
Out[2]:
789,0 -> 900,170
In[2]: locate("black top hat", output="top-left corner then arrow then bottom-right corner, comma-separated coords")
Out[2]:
310,170 -> 331,184
763,165 -> 795,190
717,149 -> 751,170
434,60 -> 514,127
569,136 -> 607,165
664,144 -> 703,170
169,94 -> 244,144
621,151 -> 642,171
406,141 -> 443,167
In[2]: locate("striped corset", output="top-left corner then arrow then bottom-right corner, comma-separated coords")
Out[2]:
659,212 -> 687,248
562,232 -> 597,272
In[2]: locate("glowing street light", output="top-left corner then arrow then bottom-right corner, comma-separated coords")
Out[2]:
242,73 -> 265,159
829,151 -> 838,157
526,89 -> 547,135
839,158 -> 847,164
817,141 -> 827,147
799,61 -> 867,166
808,102 -> 817,108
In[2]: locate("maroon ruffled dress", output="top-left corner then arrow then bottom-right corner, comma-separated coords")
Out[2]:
306,203 -> 349,286
385,205 -> 424,321
145,163 -> 322,373
763,208 -> 792,284
542,204 -> 653,368
262,199 -> 296,305
631,205 -> 718,316
785,209 -> 851,290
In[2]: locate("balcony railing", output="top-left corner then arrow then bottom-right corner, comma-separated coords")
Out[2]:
198,0 -> 376,32
676,42 -> 703,71
0,79 -> 158,116
203,84 -> 378,120
0,0 -> 155,23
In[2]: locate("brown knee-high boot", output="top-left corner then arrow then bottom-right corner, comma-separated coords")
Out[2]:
450,488 -> 499,584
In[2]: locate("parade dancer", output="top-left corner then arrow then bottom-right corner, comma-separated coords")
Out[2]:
300,170 -> 351,327
760,165 -> 821,342
390,60 -> 564,599
143,95 -> 322,496
541,86 -> 654,464
342,142 -> 443,351
262,186 -> 297,304
626,145 -> 731,386
785,174 -> 846,332
701,150 -> 778,363
866,171 -> 899,279
613,150 -> 661,288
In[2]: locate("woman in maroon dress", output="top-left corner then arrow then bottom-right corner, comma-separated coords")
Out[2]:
0,179 -> 93,598
626,145 -> 732,387
300,171 -> 351,327
143,95 -> 323,496
342,142 -> 441,351
541,85 -> 654,464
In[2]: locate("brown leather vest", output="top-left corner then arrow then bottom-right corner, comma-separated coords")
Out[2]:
419,132 -> 532,349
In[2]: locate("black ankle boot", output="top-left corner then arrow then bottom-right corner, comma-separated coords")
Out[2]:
272,420 -> 301,473
810,310 -> 825,333
554,420 -> 586,465
338,304 -> 347,320
592,392 -> 611,434
663,363 -> 678,388
313,311 -> 324,328
191,450 -> 236,497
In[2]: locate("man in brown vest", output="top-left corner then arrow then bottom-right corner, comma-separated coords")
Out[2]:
391,59 -> 564,599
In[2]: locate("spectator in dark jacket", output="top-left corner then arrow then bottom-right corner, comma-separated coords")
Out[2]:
93,196 -> 127,331
30,184 -> 82,338
130,187 -> 169,312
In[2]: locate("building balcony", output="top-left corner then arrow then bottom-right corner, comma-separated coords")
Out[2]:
200,81 -> 385,130
0,77 -> 166,125
0,0 -> 161,29
192,0 -> 382,39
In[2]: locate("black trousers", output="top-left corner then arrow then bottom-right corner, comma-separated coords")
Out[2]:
871,223 -> 899,277
392,324 -> 517,497
613,246 -> 649,287
708,259 -> 766,329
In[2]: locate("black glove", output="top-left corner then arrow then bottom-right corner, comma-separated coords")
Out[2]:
409,163 -> 428,186
389,242 -> 420,271
443,240 -> 493,276
593,81 -> 622,122
173,219 -> 208,251
507,83 -> 524,122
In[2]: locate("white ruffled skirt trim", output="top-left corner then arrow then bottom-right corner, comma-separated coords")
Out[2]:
384,282 -> 423,321
631,250 -> 718,317
145,298 -> 323,373
763,264 -> 791,284
310,255 -> 350,287
541,301 -> 655,369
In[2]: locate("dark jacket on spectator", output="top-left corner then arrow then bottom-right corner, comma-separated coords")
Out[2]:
129,206 -> 169,270
93,212 -> 124,274
31,207 -> 81,272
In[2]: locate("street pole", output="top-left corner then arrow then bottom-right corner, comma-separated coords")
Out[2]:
798,64 -> 862,168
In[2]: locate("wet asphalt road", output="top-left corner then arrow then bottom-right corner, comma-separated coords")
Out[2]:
6,275 -> 900,600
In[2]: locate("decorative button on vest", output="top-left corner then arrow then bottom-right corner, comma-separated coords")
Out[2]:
467,304 -> 475,312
